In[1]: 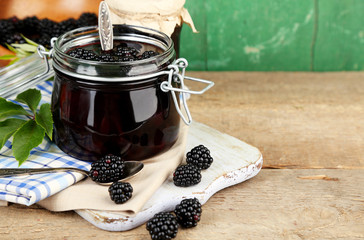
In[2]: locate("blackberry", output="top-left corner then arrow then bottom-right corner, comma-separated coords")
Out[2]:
37,33 -> 51,49
77,13 -> 98,27
141,50 -> 158,59
113,46 -> 139,62
20,16 -> 40,35
37,18 -> 63,38
108,181 -> 133,204
99,53 -> 115,62
174,198 -> 202,228
146,212 -> 179,240
89,154 -> 125,183
67,48 -> 99,61
173,164 -> 201,187
0,19 -> 15,35
186,145 -> 213,170
115,46 -> 139,57
3,33 -> 16,45
58,18 -> 78,32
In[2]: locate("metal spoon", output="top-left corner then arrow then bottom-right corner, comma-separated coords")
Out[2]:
0,161 -> 144,185
98,0 -> 113,51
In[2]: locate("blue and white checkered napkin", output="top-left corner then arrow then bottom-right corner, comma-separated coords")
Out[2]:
0,81 -> 91,206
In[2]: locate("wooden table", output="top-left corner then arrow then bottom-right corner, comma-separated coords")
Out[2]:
1,72 -> 363,239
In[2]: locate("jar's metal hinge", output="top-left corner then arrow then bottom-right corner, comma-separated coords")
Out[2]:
160,58 -> 214,125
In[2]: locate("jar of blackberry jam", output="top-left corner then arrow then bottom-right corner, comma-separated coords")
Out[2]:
49,24 -> 213,162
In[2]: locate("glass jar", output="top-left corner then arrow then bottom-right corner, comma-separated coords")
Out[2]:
51,25 -> 181,162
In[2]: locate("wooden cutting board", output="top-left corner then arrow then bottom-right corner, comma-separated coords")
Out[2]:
75,121 -> 263,231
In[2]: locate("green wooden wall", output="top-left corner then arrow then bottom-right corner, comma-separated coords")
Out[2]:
180,0 -> 364,71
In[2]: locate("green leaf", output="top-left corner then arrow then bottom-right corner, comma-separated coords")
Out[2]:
21,34 -> 39,47
8,58 -> 20,66
0,98 -> 29,119
13,120 -> 45,166
15,89 -> 41,114
11,43 -> 37,52
35,103 -> 53,140
0,118 -> 26,149
0,54 -> 16,60
5,43 -> 17,53
14,48 -> 28,56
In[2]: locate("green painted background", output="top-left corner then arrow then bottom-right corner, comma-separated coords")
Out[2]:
180,0 -> 364,71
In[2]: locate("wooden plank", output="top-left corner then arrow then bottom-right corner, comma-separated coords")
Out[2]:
313,0 -> 364,71
0,169 -> 363,239
180,0 -> 208,70
204,0 -> 314,71
185,72 -> 364,168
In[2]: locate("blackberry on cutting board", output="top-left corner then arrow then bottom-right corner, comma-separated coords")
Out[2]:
108,181 -> 133,204
146,212 -> 179,240
174,198 -> 202,228
186,145 -> 213,170
173,164 -> 201,187
89,154 -> 125,183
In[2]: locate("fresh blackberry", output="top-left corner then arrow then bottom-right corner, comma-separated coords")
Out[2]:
20,16 -> 40,35
3,33 -> 16,45
108,181 -> 133,204
13,33 -> 25,43
37,18 -> 59,37
146,212 -> 179,240
58,18 -> 78,32
174,198 -> 202,228
77,13 -> 98,27
89,154 -> 125,183
173,164 -> 201,187
0,19 -> 15,35
37,33 -> 51,49
0,19 -> 16,46
186,145 -> 213,170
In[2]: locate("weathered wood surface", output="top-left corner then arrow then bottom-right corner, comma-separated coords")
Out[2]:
1,169 -> 363,239
187,71 -> 364,169
1,72 -> 363,239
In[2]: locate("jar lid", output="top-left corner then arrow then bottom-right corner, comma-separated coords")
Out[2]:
105,0 -> 197,36
106,0 -> 185,15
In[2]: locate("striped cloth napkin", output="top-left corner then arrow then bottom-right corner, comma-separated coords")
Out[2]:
0,81 -> 91,206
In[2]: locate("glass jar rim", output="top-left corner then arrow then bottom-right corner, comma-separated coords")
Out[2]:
52,24 -> 176,82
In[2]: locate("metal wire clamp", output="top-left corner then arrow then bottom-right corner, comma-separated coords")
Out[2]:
160,58 -> 214,125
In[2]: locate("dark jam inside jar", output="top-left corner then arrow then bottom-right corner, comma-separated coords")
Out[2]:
52,70 -> 180,161
66,41 -> 162,62
51,25 -> 179,162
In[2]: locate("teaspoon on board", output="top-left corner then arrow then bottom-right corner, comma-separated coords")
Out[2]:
0,161 -> 144,185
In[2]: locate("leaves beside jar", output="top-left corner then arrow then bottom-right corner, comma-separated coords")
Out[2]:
0,35 -> 39,66
0,89 -> 53,166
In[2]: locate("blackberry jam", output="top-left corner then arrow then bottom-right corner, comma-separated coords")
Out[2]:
51,25 -> 180,161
